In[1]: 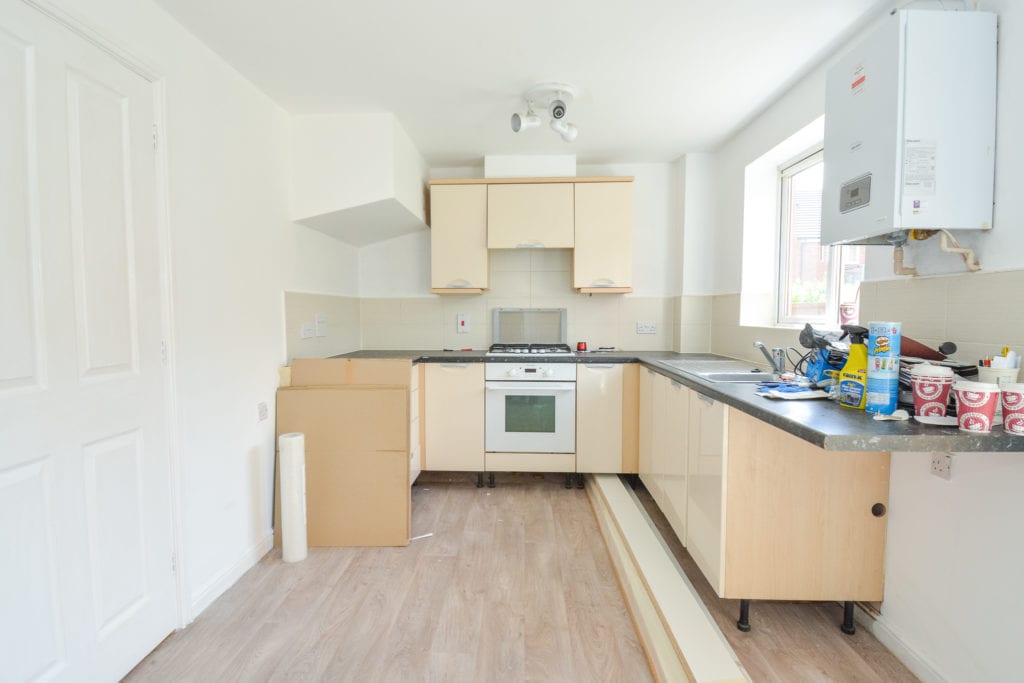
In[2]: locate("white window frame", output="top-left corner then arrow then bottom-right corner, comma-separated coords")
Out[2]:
776,146 -> 843,326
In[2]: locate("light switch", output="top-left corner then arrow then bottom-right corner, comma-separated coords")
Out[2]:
456,313 -> 470,334
300,322 -> 314,339
314,312 -> 327,338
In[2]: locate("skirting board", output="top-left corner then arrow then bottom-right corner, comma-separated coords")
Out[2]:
586,474 -> 746,683
853,604 -> 947,683
188,531 -> 274,622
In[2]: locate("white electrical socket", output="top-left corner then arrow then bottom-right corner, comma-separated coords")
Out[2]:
300,322 -> 314,339
456,313 -> 469,334
636,321 -> 657,334
930,452 -> 953,480
257,401 -> 269,422
314,312 -> 327,337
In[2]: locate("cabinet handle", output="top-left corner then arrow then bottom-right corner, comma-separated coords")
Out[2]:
439,363 -> 469,368
589,277 -> 618,287
871,503 -> 887,517
515,241 -> 545,249
696,393 -> 715,406
588,364 -> 616,368
445,279 -> 472,288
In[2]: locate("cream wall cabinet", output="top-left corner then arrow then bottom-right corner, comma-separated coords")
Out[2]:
576,364 -> 639,473
430,184 -> 488,293
573,182 -> 633,293
424,363 -> 485,471
487,183 -> 574,248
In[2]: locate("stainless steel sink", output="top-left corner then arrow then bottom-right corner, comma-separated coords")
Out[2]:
699,371 -> 771,383
657,359 -> 771,383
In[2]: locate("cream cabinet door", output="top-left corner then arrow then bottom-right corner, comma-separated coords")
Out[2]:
487,183 -> 574,248
573,182 -> 633,291
638,368 -> 656,483
686,393 -> 729,596
576,364 -> 624,473
659,380 -> 689,545
430,184 -> 488,291
424,363 -> 485,471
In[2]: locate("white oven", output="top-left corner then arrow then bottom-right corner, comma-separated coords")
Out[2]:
485,363 -> 576,453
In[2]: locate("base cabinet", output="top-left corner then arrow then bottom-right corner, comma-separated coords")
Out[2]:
576,364 -> 639,473
639,370 -> 689,544
424,363 -> 485,471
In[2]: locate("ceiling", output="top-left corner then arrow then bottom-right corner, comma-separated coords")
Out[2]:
153,0 -> 887,166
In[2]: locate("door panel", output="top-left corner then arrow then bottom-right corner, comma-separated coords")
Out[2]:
67,69 -> 137,379
0,26 -> 45,393
0,3 -> 175,680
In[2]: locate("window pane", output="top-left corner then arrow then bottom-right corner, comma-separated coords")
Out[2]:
838,245 -> 866,325
504,395 -> 556,433
781,160 -> 827,321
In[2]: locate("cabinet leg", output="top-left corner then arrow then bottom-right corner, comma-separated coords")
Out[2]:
737,599 -> 752,632
575,473 -> 585,489
487,473 -> 496,489
476,472 -> 484,489
626,474 -> 640,490
841,601 -> 856,635
564,473 -> 573,489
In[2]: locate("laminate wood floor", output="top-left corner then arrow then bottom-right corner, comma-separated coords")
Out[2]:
633,485 -> 918,683
126,473 -> 652,682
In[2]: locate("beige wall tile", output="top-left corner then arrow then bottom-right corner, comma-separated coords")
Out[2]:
678,323 -> 712,353
679,295 -> 713,324
530,270 -> 575,297
489,249 -> 531,272
574,322 -> 621,350
284,292 -> 360,362
400,297 -> 443,326
575,295 -> 622,324
360,298 -> 402,324
489,270 -> 531,297
530,248 -> 572,272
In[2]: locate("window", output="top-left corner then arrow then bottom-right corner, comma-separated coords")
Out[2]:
777,149 -> 865,326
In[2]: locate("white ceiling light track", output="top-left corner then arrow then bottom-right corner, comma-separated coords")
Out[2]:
511,82 -> 579,142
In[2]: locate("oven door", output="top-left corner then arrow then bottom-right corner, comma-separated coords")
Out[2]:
485,381 -> 576,453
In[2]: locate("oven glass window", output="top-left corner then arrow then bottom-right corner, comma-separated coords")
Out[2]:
504,395 -> 556,433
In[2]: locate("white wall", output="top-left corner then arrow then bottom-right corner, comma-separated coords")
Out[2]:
701,3 -> 1024,680
709,1 -> 1024,293
56,0 -> 358,621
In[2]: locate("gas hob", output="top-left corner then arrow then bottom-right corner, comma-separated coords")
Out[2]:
486,343 -> 575,357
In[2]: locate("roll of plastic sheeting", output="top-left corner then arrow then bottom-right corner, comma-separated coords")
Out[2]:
279,432 -> 308,563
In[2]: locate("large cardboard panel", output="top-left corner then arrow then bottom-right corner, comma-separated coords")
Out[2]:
288,358 -> 414,387
290,358 -> 350,386
347,359 -> 413,385
277,386 -> 409,452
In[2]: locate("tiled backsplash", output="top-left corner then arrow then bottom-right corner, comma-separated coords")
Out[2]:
284,292 -> 361,362
708,269 -> 1024,368
361,249 -> 679,351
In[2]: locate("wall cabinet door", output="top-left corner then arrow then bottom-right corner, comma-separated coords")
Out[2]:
576,364 -> 624,473
424,363 -> 485,470
573,182 -> 633,292
686,391 -> 729,596
487,183 -> 574,248
430,185 -> 488,292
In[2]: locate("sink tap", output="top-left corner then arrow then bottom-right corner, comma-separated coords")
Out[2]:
754,341 -> 786,375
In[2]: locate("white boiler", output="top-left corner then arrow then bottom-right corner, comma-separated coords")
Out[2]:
822,10 -> 997,245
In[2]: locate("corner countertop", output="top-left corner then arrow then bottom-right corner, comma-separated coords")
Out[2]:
330,350 -> 1024,453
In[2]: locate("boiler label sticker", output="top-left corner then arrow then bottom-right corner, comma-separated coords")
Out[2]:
851,64 -> 866,95
903,139 -> 937,196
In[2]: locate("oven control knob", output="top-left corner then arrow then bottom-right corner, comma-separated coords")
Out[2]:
542,368 -> 554,377
508,368 -> 521,377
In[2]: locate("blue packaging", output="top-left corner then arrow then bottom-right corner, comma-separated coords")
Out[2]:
865,321 -> 902,414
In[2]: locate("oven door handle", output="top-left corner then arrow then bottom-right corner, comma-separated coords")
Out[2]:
485,382 -> 576,392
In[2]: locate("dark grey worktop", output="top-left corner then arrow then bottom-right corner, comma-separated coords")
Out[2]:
331,350 -> 1024,453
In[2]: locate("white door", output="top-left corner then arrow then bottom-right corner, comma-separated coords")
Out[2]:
0,3 -> 177,680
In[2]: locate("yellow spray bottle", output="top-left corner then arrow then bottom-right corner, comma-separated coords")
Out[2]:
837,325 -> 869,410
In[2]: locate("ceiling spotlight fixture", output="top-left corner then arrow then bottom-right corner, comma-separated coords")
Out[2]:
549,119 -> 578,142
510,82 -> 580,142
511,110 -> 541,133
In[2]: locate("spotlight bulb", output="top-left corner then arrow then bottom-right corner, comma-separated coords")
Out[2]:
511,111 -> 541,133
